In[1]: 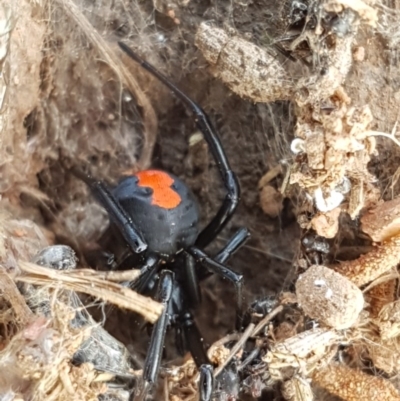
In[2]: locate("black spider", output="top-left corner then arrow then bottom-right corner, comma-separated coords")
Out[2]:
71,41 -> 250,401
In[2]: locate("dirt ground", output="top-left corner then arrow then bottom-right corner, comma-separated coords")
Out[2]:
2,0 -> 400,400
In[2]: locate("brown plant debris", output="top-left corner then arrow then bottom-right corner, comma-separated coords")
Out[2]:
195,19 -> 355,106
195,24 -> 293,104
324,0 -> 378,26
0,0 -> 47,199
281,376 -> 313,401
0,303 -> 106,401
259,185 -> 284,218
360,197 -> 400,242
296,265 -> 364,329
312,364 -> 400,401
366,279 -> 396,318
310,207 -> 341,238
264,327 -> 342,380
290,101 -> 379,218
17,261 -> 162,323
377,300 -> 400,341
195,1 -> 385,235
333,234 -> 400,287
366,336 -> 400,375
164,359 -> 198,401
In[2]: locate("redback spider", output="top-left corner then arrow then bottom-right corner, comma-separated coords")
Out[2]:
70,41 -> 250,401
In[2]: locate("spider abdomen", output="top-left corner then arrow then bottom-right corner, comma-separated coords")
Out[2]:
113,170 -> 200,256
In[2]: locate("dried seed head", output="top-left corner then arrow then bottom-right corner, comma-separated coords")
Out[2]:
366,279 -> 396,318
333,234 -> 400,287
296,265 -> 364,329
313,364 -> 400,401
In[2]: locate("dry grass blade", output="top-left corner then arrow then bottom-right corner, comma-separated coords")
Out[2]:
17,261 -> 163,323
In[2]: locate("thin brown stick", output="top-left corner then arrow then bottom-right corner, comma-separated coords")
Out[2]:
214,323 -> 255,378
251,305 -> 284,337
72,268 -> 141,283
17,261 -> 162,323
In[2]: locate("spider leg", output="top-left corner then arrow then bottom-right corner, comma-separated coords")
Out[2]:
199,364 -> 214,401
187,247 -> 244,329
181,311 -> 210,367
118,42 -> 240,248
184,253 -> 201,309
215,227 -> 250,264
188,227 -> 250,305
197,227 -> 250,283
170,254 -> 209,364
70,166 -> 147,253
134,270 -> 174,401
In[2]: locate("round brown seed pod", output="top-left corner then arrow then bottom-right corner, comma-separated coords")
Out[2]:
195,23 -> 293,103
296,265 -> 364,329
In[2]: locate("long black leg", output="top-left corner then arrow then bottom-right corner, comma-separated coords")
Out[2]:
198,227 -> 250,282
134,270 -> 174,401
187,247 -> 244,329
199,364 -> 214,401
215,227 -> 250,264
181,312 -> 210,367
71,166 -> 147,253
184,253 -> 201,309
118,42 -> 240,248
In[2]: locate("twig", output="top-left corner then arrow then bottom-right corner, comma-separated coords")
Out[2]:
75,268 -> 141,282
17,261 -> 163,323
214,323 -> 255,378
251,305 -> 284,337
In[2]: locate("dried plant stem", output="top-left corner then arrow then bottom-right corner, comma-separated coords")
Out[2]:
17,261 -> 163,323
79,268 -> 141,282
251,305 -> 284,337
214,323 -> 255,378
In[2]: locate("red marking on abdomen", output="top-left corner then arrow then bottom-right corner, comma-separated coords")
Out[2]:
136,170 -> 181,209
